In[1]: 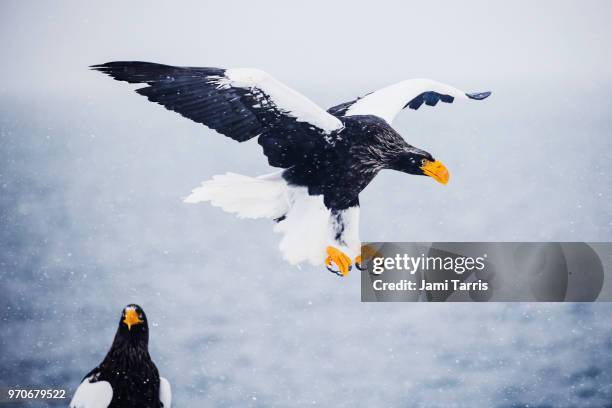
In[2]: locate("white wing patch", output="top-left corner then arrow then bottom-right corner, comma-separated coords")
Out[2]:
215,68 -> 344,133
69,376 -> 113,408
159,377 -> 172,407
345,78 -> 470,124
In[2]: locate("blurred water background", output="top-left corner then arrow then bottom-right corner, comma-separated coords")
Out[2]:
1,1 -> 612,406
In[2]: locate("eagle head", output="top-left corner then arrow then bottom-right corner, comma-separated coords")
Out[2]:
390,148 -> 449,185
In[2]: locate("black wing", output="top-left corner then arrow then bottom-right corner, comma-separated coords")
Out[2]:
92,61 -> 344,168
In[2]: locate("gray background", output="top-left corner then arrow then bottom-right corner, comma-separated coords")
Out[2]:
1,0 -> 612,406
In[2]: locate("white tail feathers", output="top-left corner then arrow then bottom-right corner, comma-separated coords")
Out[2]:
183,172 -> 290,220
184,171 -> 360,267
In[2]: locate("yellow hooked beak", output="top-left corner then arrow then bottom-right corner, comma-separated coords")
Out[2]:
421,160 -> 450,185
123,308 -> 143,330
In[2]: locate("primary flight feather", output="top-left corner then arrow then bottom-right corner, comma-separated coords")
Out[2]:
92,62 -> 490,276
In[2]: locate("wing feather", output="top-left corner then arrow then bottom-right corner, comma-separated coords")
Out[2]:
328,78 -> 490,124
159,377 -> 172,407
92,61 -> 344,167
69,376 -> 113,408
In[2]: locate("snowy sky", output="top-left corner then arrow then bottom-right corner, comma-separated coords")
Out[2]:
1,1 -> 612,407
1,0 -> 612,96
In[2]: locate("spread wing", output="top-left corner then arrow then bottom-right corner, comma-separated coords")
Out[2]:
159,377 -> 172,407
69,376 -> 113,408
328,78 -> 490,124
92,61 -> 344,168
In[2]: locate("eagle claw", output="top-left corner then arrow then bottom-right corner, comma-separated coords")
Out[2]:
325,246 -> 352,277
354,255 -> 365,271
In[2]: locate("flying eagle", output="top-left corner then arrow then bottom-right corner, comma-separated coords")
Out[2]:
70,304 -> 171,407
92,62 -> 490,276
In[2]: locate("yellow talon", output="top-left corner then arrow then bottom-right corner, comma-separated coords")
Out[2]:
325,246 -> 352,277
355,245 -> 382,271
354,255 -> 363,271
